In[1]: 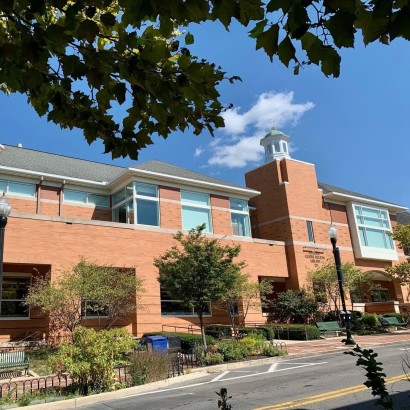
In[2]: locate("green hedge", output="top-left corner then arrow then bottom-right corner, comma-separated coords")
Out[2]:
142,332 -> 215,352
205,325 -> 232,338
271,324 -> 321,340
238,326 -> 275,340
238,327 -> 267,340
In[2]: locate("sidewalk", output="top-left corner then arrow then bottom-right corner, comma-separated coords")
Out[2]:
284,329 -> 410,356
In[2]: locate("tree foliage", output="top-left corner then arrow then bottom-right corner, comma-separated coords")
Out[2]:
2,1 -> 410,158
154,224 -> 245,349
386,224 -> 410,284
50,326 -> 135,395
270,289 -> 318,324
217,276 -> 272,336
307,260 -> 376,312
26,258 -> 143,340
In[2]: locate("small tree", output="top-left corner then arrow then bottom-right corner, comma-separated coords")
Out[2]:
26,259 -> 143,340
218,276 -> 272,336
271,289 -> 318,324
50,326 -> 135,395
386,224 -> 410,284
308,260 -> 376,313
154,225 -> 245,350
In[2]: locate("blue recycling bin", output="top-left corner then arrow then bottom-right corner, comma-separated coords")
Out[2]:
146,336 -> 168,352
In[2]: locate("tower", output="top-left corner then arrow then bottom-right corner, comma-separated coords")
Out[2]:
260,127 -> 290,163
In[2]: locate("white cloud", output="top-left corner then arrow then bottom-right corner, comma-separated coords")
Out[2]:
207,91 -> 314,168
194,147 -> 204,157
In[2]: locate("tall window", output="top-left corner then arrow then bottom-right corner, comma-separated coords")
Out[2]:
354,205 -> 394,249
0,274 -> 30,318
230,198 -> 251,237
135,183 -> 159,226
181,191 -> 212,232
112,182 -> 159,226
160,288 -> 211,316
64,189 -> 109,207
0,179 -> 35,198
306,220 -> 315,242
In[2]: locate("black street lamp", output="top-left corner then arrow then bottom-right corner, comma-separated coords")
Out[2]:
327,224 -> 355,345
0,193 -> 11,316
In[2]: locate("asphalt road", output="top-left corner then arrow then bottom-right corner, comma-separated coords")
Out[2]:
80,343 -> 410,409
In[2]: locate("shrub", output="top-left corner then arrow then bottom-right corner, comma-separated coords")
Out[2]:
128,351 -> 171,386
238,327 -> 267,339
262,344 -> 287,357
49,327 -> 135,395
205,325 -> 232,339
272,324 -> 321,340
203,352 -> 224,365
360,313 -> 378,329
238,335 -> 266,355
216,340 -> 248,361
142,332 -> 215,352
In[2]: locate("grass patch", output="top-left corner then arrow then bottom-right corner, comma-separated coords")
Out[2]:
26,348 -> 58,376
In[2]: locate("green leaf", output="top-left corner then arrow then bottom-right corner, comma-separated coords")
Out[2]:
287,1 -> 310,39
238,0 -> 265,26
185,32 -> 195,45
212,0 -> 240,28
301,32 -> 323,65
255,24 -> 279,61
389,6 -> 410,41
100,13 -> 116,27
159,16 -> 174,37
77,20 -> 100,43
96,88 -> 111,110
320,46 -> 341,77
249,19 -> 267,39
278,36 -> 296,67
325,12 -> 356,48
113,82 -> 126,104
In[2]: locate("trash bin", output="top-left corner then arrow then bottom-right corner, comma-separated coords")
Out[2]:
167,336 -> 181,352
146,336 -> 168,352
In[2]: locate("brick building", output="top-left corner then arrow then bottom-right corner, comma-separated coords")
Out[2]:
0,131 -> 408,342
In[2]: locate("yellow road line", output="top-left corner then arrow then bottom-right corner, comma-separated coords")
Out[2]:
254,374 -> 408,410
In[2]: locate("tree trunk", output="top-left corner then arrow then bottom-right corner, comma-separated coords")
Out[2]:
198,312 -> 207,352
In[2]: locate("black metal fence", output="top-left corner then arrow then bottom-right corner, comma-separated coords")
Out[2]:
0,351 -> 202,401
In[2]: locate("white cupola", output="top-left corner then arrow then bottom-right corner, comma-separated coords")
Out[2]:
260,127 -> 291,163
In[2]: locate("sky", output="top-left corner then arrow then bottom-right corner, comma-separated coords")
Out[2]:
0,20 -> 408,209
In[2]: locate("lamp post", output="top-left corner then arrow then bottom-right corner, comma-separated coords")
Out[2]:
0,193 -> 11,316
327,224 -> 355,345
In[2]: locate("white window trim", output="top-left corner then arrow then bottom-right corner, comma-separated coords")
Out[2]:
64,189 -> 110,208
347,202 -> 398,261
230,198 -> 251,238
181,190 -> 213,232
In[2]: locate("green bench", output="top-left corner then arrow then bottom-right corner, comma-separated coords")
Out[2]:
379,317 -> 408,330
0,351 -> 29,376
316,321 -> 345,336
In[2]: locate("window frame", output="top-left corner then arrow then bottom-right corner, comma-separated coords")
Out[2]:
0,273 -> 31,320
181,190 -> 212,233
160,288 -> 212,317
230,198 -> 251,237
306,220 -> 315,243
354,205 -> 394,250
112,182 -> 160,227
0,178 -> 36,198
63,189 -> 110,208
82,301 -> 110,319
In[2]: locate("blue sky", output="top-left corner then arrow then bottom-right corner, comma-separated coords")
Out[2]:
0,21 -> 408,209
